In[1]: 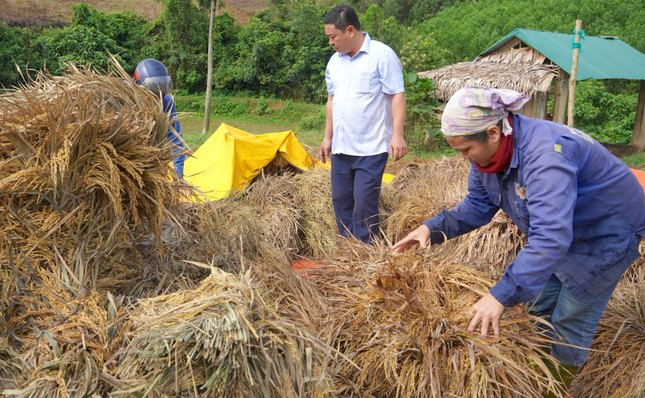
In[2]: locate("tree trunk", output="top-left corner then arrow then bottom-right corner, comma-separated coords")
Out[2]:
202,0 -> 216,135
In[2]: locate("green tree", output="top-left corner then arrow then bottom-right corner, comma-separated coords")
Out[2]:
360,4 -> 403,52
150,0 -> 209,92
197,0 -> 219,134
404,72 -> 441,148
0,23 -> 47,87
213,3 -> 329,101
399,29 -> 451,73
420,0 -> 645,63
39,25 -> 124,74
69,3 -> 152,72
574,80 -> 637,144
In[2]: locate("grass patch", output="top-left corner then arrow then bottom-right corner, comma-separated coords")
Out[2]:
177,93 -> 324,151
622,152 -> 645,170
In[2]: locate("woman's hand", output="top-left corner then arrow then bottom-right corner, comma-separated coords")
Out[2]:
392,224 -> 431,253
467,293 -> 505,337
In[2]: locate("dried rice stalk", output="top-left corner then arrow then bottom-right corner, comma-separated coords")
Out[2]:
292,167 -> 341,258
294,166 -> 397,258
161,198 -> 262,275
3,280 -> 125,397
110,268 -> 337,397
385,157 -> 469,242
0,61 -> 181,296
437,211 -> 525,279
570,263 -> 645,398
305,242 -> 567,397
245,172 -> 302,258
247,249 -> 328,333
385,157 -> 525,278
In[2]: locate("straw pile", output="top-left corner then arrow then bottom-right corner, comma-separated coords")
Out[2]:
161,173 -> 303,279
244,172 -> 302,258
110,268 -> 337,397
571,260 -> 645,398
0,62 -> 183,392
0,63 -> 181,296
436,211 -> 525,279
2,289 -> 125,396
304,241 -> 567,398
385,157 -> 469,242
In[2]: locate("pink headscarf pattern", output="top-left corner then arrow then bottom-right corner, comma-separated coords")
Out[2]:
441,86 -> 529,137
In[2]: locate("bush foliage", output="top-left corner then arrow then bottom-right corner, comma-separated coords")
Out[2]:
0,0 -> 642,144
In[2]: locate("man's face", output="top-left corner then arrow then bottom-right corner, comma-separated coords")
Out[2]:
445,128 -> 501,167
324,24 -> 355,55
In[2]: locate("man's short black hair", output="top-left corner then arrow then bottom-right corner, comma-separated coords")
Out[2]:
323,4 -> 361,32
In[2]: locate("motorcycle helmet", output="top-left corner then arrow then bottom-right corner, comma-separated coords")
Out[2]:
133,58 -> 173,95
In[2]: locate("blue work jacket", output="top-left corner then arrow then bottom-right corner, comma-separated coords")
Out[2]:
424,115 -> 645,307
163,94 -> 185,178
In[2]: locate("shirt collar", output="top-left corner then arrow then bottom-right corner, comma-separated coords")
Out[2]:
506,114 -> 521,175
340,32 -> 371,59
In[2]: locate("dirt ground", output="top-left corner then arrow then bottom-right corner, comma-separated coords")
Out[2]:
0,0 -> 267,26
602,143 -> 641,158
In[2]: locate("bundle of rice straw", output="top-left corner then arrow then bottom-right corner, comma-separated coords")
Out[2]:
305,241 -> 568,398
570,262 -> 645,398
2,286 -> 124,396
0,61 -> 180,296
110,267 -> 338,397
247,248 -> 329,334
435,211 -> 525,279
160,198 -> 265,275
385,157 -> 469,242
385,157 -> 524,278
293,166 -> 346,257
244,172 -> 302,258
0,61 -> 183,392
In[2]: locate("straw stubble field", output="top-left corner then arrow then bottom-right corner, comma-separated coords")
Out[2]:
0,63 -> 643,397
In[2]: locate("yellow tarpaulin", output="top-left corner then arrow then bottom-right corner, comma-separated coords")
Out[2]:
184,123 -> 394,201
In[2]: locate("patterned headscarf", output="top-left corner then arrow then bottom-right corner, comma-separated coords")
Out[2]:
441,86 -> 529,136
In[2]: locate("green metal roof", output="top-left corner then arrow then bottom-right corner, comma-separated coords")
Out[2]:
480,28 -> 645,81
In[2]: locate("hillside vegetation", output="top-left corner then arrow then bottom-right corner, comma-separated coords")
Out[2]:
0,0 -> 643,147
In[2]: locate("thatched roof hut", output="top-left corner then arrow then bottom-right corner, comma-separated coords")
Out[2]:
419,28 -> 645,150
419,47 -> 558,120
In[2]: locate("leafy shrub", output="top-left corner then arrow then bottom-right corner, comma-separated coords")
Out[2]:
574,80 -> 637,144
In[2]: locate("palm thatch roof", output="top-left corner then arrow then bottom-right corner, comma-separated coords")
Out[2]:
419,47 -> 559,101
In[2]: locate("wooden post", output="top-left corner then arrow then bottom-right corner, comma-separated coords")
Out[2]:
632,80 -> 645,151
553,71 -> 569,124
567,19 -> 582,127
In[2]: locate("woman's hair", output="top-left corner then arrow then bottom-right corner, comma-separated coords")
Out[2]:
463,119 -> 505,142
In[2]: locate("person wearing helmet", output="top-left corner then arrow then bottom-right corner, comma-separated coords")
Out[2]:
133,58 -> 185,179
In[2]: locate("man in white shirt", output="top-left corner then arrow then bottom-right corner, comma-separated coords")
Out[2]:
321,4 -> 407,243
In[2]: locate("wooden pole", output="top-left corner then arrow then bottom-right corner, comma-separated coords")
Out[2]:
632,80 -> 645,151
567,19 -> 582,127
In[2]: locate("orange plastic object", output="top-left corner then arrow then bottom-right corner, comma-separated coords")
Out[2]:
631,168 -> 645,195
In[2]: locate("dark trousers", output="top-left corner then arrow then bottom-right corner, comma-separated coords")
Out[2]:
330,153 -> 388,243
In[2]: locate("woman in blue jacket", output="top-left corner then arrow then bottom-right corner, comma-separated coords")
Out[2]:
393,86 -> 644,382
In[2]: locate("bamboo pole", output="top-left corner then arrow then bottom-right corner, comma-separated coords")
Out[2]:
567,19 -> 582,127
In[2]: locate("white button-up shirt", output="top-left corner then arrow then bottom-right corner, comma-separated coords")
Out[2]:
325,33 -> 405,156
